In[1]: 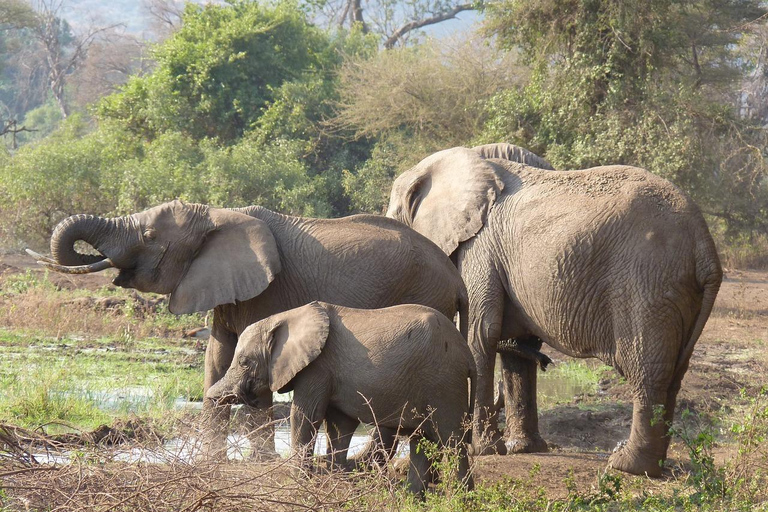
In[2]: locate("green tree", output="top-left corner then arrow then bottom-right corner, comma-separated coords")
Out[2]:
99,0 -> 331,143
481,0 -> 768,235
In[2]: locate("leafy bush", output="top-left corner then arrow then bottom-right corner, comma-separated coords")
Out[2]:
98,0 -> 330,143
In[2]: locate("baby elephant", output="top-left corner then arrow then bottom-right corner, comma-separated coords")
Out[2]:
206,301 -> 476,495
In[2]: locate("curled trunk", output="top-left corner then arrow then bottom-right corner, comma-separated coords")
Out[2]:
50,214 -> 131,266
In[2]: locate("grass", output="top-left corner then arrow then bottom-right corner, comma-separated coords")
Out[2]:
537,360 -> 611,409
0,330 -> 204,431
0,268 -> 206,431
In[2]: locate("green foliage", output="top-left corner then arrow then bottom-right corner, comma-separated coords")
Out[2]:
0,115 -> 141,249
342,133 -> 432,214
0,116 -> 333,248
0,1 -> 379,248
98,0 -> 330,143
481,0 -> 768,236
671,408 -> 727,502
3,269 -> 56,294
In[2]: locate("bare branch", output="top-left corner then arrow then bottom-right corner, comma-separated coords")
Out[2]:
28,0 -> 124,118
142,0 -> 184,36
383,3 -> 475,49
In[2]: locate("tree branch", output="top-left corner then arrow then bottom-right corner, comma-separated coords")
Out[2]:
383,3 -> 475,49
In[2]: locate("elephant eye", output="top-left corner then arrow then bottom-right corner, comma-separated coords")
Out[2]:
143,228 -> 157,241
238,356 -> 249,369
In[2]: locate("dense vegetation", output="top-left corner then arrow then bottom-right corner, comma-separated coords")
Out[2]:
0,0 -> 767,263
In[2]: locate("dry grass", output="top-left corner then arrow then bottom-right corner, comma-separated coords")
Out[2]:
0,422 -> 405,512
0,285 -> 201,340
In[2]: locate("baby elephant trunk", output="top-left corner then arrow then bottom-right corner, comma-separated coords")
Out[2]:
206,372 -> 241,406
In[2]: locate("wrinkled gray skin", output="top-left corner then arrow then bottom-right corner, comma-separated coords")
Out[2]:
38,201 -> 468,456
206,301 -> 475,496
387,144 -> 722,477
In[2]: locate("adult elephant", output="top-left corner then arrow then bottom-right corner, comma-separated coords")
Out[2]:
30,200 -> 468,455
386,144 -> 722,476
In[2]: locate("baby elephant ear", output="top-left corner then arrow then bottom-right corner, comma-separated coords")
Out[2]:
169,208 -> 282,314
268,302 -> 330,392
386,146 -> 505,256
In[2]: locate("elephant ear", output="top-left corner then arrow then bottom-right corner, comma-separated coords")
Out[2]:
386,147 -> 505,256
472,143 -> 554,170
169,209 -> 281,314
267,301 -> 330,392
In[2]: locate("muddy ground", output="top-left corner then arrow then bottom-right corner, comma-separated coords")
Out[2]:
1,252 -> 766,498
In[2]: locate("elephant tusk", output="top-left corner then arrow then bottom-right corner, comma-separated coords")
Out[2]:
36,257 -> 115,274
25,248 -> 58,265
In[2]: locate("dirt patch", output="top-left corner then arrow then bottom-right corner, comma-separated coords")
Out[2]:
474,452 -> 613,499
539,403 -> 632,452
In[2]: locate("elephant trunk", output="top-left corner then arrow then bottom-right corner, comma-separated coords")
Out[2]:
48,214 -> 136,271
206,372 -> 241,406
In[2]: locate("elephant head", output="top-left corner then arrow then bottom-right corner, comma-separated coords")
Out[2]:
386,144 -> 550,256
34,200 -> 281,314
206,301 -> 330,403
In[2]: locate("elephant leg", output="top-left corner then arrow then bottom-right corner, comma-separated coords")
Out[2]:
608,336 -> 680,477
608,388 -> 671,477
348,426 -> 399,469
500,336 -> 548,453
467,285 -> 507,456
406,436 -> 431,498
201,320 -> 237,458
325,407 -> 360,471
240,392 -> 277,459
437,419 -> 474,492
452,438 -> 474,492
290,401 -> 326,472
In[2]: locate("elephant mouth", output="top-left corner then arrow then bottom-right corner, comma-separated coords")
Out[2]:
210,392 -> 242,406
112,268 -> 135,288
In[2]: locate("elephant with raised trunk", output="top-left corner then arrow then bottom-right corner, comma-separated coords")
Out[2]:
387,144 -> 722,476
32,200 -> 468,455
207,301 -> 476,496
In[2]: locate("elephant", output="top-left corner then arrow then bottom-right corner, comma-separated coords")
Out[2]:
30,200 -> 468,456
206,301 -> 476,496
386,144 -> 722,477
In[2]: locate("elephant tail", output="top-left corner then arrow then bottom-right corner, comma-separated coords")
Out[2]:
673,236 -> 723,381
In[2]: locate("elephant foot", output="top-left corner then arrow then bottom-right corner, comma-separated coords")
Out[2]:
608,441 -> 664,477
505,433 -> 548,454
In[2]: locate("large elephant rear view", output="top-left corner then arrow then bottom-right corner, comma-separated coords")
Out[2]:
387,144 -> 722,476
